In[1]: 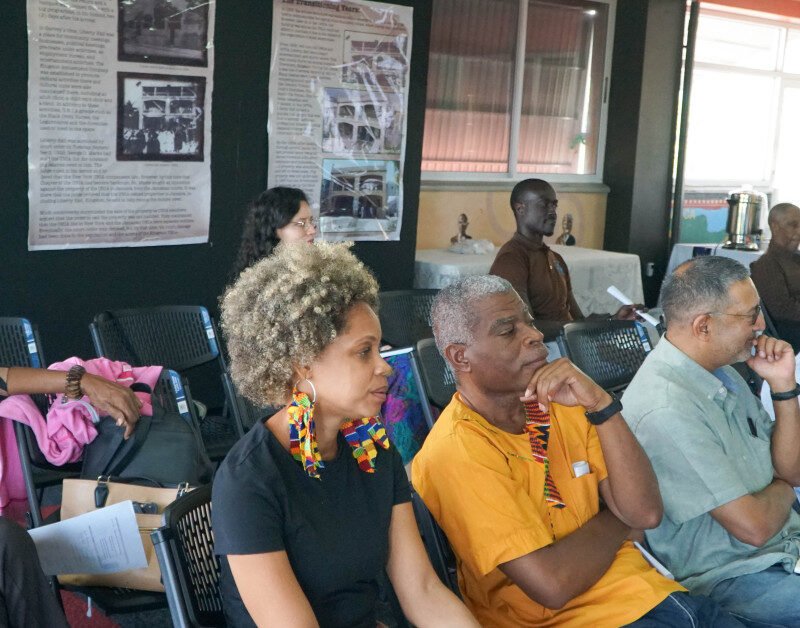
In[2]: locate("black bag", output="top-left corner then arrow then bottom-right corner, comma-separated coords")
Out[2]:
81,388 -> 213,486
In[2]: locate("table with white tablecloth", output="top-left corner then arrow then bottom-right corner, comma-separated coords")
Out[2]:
666,243 -> 764,276
415,245 -> 645,315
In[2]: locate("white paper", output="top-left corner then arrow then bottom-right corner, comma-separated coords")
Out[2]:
606,286 -> 661,327
268,0 -> 413,242
28,501 -> 147,576
27,0 -> 216,250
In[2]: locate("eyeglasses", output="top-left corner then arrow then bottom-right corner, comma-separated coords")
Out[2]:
288,217 -> 318,230
709,303 -> 762,326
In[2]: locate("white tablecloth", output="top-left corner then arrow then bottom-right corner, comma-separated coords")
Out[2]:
415,245 -> 644,315
667,243 -> 764,276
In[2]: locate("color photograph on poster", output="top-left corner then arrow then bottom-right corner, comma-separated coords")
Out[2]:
118,0 -> 210,67
268,0 -> 413,242
320,159 -> 400,238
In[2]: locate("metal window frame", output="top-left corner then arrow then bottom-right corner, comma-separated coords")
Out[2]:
421,0 -> 617,185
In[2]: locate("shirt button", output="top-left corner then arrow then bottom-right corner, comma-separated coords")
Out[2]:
719,387 -> 726,395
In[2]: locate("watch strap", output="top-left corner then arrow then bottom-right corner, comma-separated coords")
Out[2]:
770,383 -> 800,401
585,393 -> 622,425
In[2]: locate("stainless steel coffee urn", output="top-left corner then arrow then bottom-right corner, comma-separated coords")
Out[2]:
723,185 -> 767,250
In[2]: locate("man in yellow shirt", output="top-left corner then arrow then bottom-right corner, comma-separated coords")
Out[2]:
412,275 -> 744,627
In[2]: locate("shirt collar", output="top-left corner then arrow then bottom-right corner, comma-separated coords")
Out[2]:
512,231 -> 549,252
767,243 -> 800,262
654,337 -> 733,402
452,392 -> 529,438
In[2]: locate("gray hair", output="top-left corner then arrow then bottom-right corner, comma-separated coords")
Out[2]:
431,275 -> 514,356
661,255 -> 750,325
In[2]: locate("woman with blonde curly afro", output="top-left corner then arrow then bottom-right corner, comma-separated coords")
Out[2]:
213,242 -> 478,628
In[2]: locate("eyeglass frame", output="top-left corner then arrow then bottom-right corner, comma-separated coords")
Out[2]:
707,303 -> 762,326
286,217 -> 318,231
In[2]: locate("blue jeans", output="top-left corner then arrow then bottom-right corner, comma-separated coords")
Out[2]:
709,565 -> 800,627
625,592 -> 746,627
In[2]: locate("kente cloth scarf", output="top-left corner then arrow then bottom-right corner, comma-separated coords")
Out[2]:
523,402 -> 566,509
287,390 -> 391,479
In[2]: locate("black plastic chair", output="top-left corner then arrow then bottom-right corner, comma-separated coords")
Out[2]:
0,318 -> 82,528
90,306 -> 237,460
415,338 -> 456,410
151,484 -> 225,627
758,300 -> 800,354
557,320 -> 652,393
221,370 -> 275,438
410,490 -> 460,596
378,290 -> 439,347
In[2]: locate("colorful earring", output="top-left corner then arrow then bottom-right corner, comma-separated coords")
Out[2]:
287,378 -> 324,478
340,416 -> 390,474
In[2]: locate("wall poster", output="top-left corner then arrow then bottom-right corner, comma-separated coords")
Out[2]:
269,0 -> 413,242
27,0 -> 215,250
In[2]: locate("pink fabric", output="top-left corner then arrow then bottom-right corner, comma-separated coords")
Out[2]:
0,357 -> 162,509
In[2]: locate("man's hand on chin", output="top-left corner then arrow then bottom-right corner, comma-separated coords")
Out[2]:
520,357 -> 611,412
747,334 -> 796,392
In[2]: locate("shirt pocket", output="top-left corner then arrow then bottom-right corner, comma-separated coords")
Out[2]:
566,471 -> 601,524
742,433 -> 775,492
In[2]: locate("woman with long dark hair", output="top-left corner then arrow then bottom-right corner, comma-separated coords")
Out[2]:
232,187 -> 316,277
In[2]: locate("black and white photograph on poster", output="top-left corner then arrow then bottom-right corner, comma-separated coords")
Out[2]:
342,31 -> 408,89
118,0 -> 210,67
319,159 -> 400,238
117,72 -> 205,162
322,88 -> 403,154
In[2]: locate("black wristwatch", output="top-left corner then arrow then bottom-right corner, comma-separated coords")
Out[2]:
770,383 -> 800,402
585,393 -> 622,425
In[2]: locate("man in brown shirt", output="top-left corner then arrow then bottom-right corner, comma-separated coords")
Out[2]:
750,203 -> 800,351
490,178 -> 637,321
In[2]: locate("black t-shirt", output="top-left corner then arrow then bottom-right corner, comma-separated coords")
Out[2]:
212,422 -> 411,628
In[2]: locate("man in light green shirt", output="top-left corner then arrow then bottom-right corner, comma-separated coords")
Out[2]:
622,255 -> 800,626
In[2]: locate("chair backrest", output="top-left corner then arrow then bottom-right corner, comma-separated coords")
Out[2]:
415,338 -> 456,410
557,320 -> 652,393
0,318 -> 72,527
378,290 -> 438,347
760,301 -> 781,339
0,317 -> 45,368
0,317 -> 49,420
151,484 -> 224,628
155,369 -> 200,429
221,370 -> 273,437
379,347 -> 435,464
410,490 -> 460,596
90,306 -> 224,372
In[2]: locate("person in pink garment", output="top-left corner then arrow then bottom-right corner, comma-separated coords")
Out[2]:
0,365 -> 141,437
0,363 -> 142,628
